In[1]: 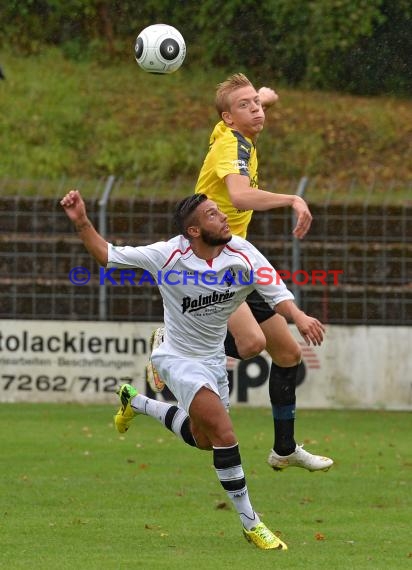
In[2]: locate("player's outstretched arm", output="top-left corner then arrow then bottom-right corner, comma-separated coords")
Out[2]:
60,189 -> 108,266
225,174 -> 312,238
274,300 -> 325,346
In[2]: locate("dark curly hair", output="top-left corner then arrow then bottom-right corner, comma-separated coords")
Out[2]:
173,193 -> 208,238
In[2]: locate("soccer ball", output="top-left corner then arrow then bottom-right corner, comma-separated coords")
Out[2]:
135,24 -> 186,74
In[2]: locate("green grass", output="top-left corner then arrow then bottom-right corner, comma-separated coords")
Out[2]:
0,48 -> 411,204
1,404 -> 411,569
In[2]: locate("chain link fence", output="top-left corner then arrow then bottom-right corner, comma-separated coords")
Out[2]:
0,177 -> 411,325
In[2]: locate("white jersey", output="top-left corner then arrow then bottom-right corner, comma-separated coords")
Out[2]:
107,235 -> 294,360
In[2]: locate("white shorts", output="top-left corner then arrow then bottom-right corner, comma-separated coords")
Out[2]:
151,346 -> 229,414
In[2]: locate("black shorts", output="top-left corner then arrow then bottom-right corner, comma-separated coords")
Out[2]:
244,290 -> 276,324
224,290 -> 275,359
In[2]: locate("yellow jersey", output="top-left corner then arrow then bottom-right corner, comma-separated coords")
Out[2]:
194,121 -> 258,239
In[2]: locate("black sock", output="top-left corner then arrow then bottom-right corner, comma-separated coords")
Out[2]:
269,362 -> 299,455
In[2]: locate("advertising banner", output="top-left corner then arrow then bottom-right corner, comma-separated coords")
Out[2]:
0,320 -> 411,410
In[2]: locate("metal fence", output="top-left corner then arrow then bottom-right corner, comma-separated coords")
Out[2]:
0,177 -> 411,325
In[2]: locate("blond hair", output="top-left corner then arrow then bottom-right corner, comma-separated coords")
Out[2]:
215,73 -> 253,117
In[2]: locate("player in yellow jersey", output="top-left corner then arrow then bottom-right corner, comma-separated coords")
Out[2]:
148,73 -> 333,472
194,118 -> 259,238
193,73 -> 333,472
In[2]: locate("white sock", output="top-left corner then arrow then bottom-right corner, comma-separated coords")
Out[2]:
213,444 -> 260,531
131,394 -> 196,447
131,394 -> 172,422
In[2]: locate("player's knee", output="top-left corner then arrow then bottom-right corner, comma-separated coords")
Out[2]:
271,344 -> 302,367
236,332 -> 266,359
213,426 -> 237,448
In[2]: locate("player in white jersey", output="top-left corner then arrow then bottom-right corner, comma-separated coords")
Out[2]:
147,74 -> 333,475
61,190 -> 326,550
106,232 -> 295,361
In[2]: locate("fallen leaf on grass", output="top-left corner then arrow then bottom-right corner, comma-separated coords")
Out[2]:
303,438 -> 318,445
72,518 -> 89,525
300,496 -> 313,505
315,533 -> 326,541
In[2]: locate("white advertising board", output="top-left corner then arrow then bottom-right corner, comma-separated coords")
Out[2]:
0,320 -> 160,404
231,325 -> 412,411
0,320 -> 411,410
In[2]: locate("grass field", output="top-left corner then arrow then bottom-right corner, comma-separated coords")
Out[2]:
1,404 -> 411,569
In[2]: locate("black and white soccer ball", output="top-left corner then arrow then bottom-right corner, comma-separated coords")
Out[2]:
134,24 -> 186,74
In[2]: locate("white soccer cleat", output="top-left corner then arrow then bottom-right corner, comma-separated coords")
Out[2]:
145,326 -> 165,392
268,444 -> 333,472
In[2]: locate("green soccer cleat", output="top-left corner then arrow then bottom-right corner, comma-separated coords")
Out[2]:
243,522 -> 288,550
114,382 -> 138,434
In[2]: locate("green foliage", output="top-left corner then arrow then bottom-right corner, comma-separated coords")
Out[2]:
320,1 -> 412,95
302,0 -> 385,88
1,0 -> 411,94
1,405 -> 411,569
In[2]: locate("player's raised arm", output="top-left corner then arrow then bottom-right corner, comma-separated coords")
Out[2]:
60,189 -> 108,266
225,174 -> 312,238
257,86 -> 279,109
